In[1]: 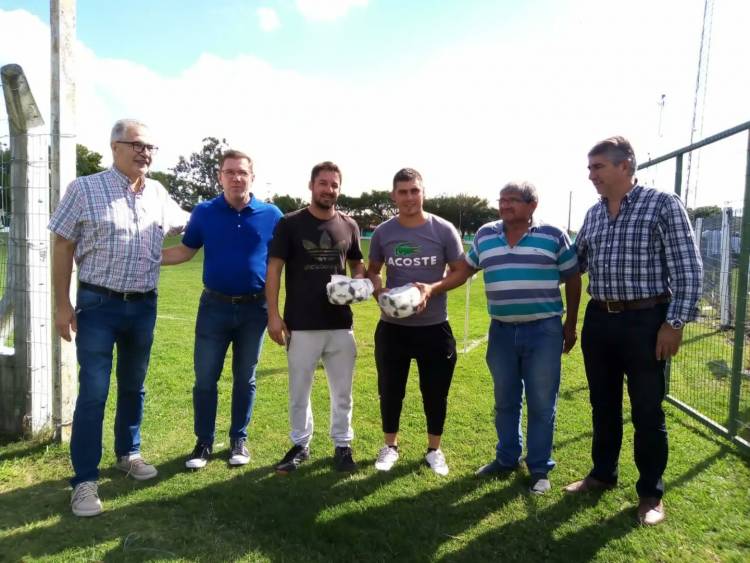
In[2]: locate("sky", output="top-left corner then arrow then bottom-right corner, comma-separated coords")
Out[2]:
0,0 -> 748,227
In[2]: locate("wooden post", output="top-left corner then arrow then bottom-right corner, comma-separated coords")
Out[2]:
50,0 -> 77,443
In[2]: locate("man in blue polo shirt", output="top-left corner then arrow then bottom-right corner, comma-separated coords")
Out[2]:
465,181 -> 580,494
163,149 -> 282,469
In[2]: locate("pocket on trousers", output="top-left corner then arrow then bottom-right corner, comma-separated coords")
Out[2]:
75,289 -> 106,314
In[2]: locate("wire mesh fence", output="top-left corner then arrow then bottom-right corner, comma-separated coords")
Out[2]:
638,122 -> 750,452
0,133 -> 54,435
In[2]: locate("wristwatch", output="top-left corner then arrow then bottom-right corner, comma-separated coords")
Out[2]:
666,318 -> 685,330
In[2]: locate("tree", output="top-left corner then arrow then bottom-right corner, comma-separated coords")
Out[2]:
687,205 -> 722,222
170,137 -> 229,209
271,194 -> 306,214
76,144 -> 105,177
149,170 -> 176,192
424,194 -> 495,237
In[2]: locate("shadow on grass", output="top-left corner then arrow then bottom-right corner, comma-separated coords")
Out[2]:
681,328 -> 725,346
0,438 -> 53,462
1,434 -> 737,562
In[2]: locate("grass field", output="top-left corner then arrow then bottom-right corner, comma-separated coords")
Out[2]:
0,238 -> 749,562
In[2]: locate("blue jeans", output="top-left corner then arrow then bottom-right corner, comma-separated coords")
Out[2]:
70,287 -> 157,487
193,291 -> 267,445
485,316 -> 563,475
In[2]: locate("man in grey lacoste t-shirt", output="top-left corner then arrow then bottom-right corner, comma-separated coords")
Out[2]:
366,167 -> 469,476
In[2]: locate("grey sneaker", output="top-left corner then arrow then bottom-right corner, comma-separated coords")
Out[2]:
71,481 -> 103,517
529,473 -> 551,494
115,453 -> 158,480
229,438 -> 250,466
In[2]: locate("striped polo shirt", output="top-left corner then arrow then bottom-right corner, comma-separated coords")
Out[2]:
466,219 -> 579,322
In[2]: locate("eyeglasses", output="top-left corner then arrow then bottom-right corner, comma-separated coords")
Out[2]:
221,170 -> 252,179
499,197 -> 527,205
116,141 -> 159,154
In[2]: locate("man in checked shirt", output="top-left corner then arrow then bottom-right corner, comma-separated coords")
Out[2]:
565,136 -> 702,526
49,119 -> 188,517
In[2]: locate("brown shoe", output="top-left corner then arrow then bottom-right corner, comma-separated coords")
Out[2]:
564,476 -> 615,494
637,497 -> 665,526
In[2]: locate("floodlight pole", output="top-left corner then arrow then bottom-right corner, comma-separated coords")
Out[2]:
50,0 -> 77,442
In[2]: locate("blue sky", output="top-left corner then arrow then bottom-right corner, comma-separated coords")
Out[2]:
1,1 -> 748,225
8,0 -> 525,78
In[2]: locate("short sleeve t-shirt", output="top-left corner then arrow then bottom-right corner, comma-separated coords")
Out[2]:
369,214 -> 464,327
269,208 -> 363,330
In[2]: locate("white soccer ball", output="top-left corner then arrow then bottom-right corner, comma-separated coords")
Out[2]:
327,276 -> 374,305
327,279 -> 357,305
378,284 -> 422,318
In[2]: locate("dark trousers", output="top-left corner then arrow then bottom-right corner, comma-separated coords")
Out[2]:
580,301 -> 669,499
374,320 -> 457,436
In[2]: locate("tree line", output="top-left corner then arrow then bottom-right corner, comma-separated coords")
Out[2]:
74,137 -> 498,236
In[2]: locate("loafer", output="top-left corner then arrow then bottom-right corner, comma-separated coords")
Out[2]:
637,497 -> 665,526
564,475 -> 615,494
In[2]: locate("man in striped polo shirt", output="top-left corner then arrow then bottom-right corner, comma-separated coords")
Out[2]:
466,181 -> 580,494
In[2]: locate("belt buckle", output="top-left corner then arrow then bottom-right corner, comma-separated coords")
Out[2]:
230,296 -> 242,304
122,292 -> 133,302
605,300 -> 622,314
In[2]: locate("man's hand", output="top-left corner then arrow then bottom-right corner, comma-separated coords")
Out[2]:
412,282 -> 433,314
562,319 -> 578,354
655,323 -> 683,360
267,314 -> 290,346
55,300 -> 77,342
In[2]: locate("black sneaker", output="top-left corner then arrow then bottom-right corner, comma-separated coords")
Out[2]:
229,438 -> 250,466
275,444 -> 310,474
333,446 -> 357,472
185,442 -> 212,470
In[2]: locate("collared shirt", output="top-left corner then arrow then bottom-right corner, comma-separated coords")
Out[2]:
576,184 -> 702,321
182,194 -> 282,295
466,219 -> 579,322
48,167 -> 189,292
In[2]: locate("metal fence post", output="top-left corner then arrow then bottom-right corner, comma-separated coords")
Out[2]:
727,130 -> 750,436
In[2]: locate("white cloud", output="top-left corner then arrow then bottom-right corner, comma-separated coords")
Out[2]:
257,7 -> 280,32
295,0 -> 368,22
1,2 -> 748,228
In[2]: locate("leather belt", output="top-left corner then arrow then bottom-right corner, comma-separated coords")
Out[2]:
591,294 -> 670,313
79,282 -> 156,302
203,288 -> 265,304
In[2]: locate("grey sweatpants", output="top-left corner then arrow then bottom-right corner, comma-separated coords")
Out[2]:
287,329 -> 357,448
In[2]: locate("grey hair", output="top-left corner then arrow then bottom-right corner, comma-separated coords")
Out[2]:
500,181 -> 538,204
110,119 -> 148,143
588,136 -> 636,175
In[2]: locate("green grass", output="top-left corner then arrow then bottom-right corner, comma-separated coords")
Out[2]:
1,239 -> 749,562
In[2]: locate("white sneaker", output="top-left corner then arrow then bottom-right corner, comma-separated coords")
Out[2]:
425,449 -> 449,476
374,445 -> 399,471
71,481 -> 103,517
115,453 -> 158,480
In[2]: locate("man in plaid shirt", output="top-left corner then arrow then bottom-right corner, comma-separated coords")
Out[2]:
565,136 -> 702,526
49,119 -> 188,517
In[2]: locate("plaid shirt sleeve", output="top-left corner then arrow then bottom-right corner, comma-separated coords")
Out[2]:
48,179 -> 83,241
574,211 -> 591,274
557,230 -> 580,280
661,193 -> 703,321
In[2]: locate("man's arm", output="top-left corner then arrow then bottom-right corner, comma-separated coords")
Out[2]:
162,243 -> 198,265
366,259 -> 385,299
348,259 -> 365,279
656,194 -> 703,360
562,272 -> 582,353
265,257 -> 289,346
413,259 -> 475,309
52,235 -> 77,342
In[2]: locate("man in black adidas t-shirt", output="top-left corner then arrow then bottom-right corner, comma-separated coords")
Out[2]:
266,161 -> 364,474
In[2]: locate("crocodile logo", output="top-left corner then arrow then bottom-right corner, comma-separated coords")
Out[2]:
302,230 -> 348,263
394,242 -> 420,257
